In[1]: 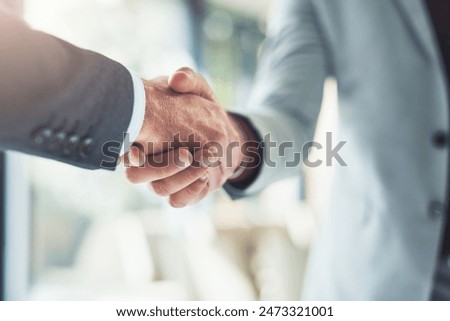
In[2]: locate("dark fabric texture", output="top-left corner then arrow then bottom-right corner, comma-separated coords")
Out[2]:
431,258 -> 450,300
0,9 -> 134,170
425,0 -> 450,257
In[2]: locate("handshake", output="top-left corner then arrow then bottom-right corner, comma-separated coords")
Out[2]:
121,68 -> 261,208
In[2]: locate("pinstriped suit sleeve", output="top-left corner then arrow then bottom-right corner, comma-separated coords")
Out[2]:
224,0 -> 328,198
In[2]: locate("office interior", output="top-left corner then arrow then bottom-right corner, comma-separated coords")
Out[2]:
0,0 -> 338,300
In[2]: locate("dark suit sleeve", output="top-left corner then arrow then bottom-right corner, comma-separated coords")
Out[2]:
0,9 -> 135,170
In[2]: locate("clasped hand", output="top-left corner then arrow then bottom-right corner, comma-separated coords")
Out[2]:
124,68 -> 245,207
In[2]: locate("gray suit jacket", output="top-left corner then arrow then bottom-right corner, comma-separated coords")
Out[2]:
228,0 -> 448,300
0,7 -> 134,169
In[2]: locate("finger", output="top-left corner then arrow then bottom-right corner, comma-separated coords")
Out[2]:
169,177 -> 209,208
149,148 -> 214,196
125,148 -> 192,184
191,184 -> 210,205
202,167 -> 224,192
168,67 -> 217,103
119,145 -> 141,168
125,144 -> 146,167
150,165 -> 209,197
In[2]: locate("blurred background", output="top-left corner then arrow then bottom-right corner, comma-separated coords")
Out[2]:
1,0 -> 338,300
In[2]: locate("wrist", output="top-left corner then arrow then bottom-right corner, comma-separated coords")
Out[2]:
227,113 -> 262,184
230,115 -> 246,166
136,79 -> 157,143
120,71 -> 147,155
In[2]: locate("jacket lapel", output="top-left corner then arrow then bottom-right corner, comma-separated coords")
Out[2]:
393,0 -> 439,62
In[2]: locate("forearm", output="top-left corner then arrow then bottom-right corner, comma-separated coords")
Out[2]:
0,9 -> 135,169
224,111 -> 308,199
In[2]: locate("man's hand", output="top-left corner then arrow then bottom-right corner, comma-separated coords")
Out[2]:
125,67 -> 253,207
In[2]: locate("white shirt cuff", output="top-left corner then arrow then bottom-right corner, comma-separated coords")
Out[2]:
120,69 -> 146,155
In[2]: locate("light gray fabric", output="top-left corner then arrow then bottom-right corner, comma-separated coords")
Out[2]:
229,0 -> 449,300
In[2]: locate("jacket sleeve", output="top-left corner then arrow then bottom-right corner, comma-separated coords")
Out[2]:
0,8 -> 134,170
224,0 -> 328,198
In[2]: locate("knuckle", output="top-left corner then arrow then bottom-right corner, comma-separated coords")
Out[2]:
184,184 -> 200,197
208,128 -> 225,142
176,66 -> 194,74
156,165 -> 167,179
151,181 -> 171,197
184,169 -> 200,182
148,161 -> 169,180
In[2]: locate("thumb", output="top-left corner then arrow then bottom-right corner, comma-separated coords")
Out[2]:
168,67 -> 217,103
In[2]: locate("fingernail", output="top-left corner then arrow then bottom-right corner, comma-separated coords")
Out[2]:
178,149 -> 193,168
200,172 -> 209,181
128,148 -> 142,167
